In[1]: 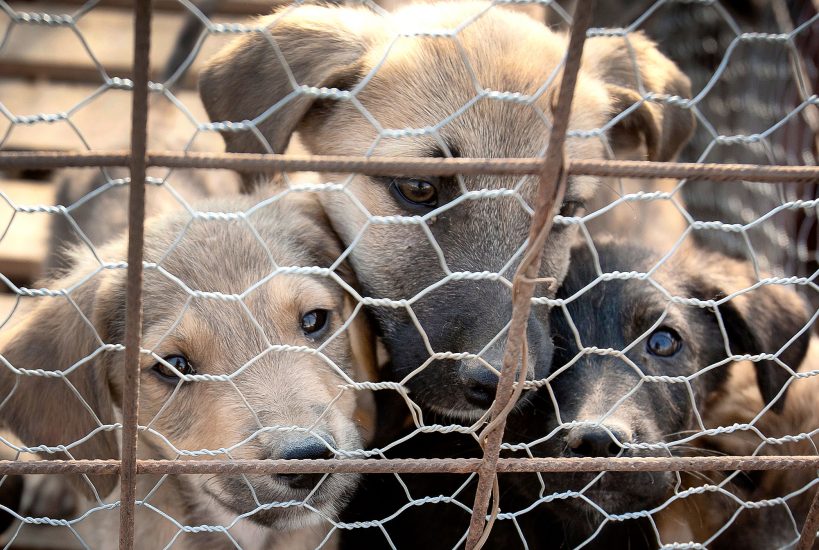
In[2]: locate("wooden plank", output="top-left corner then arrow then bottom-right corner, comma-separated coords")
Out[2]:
0,179 -> 56,284
0,3 -> 247,83
8,0 -> 277,16
0,59 -> 199,90
0,82 -> 223,152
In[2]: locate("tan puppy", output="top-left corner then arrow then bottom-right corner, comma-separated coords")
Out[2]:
0,190 -> 376,549
198,2 -> 696,421
45,97 -> 240,276
657,339 -> 819,549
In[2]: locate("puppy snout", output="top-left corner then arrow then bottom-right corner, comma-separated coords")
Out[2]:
276,433 -> 336,490
458,362 -> 499,409
566,424 -> 633,458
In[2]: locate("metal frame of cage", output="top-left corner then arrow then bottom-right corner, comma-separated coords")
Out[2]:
0,1 -> 818,549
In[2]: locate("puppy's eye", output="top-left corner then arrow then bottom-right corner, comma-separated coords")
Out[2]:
559,200 -> 586,218
646,328 -> 682,357
391,178 -> 438,207
152,355 -> 195,381
301,309 -> 330,337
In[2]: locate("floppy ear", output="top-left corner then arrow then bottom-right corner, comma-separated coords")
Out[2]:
0,263 -> 124,498
691,274 -> 811,412
302,191 -> 380,441
583,31 -> 695,161
199,6 -> 383,165
343,290 -> 379,445
329,229 -> 378,387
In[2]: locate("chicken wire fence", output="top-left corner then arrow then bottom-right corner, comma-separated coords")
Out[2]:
0,0 -> 817,549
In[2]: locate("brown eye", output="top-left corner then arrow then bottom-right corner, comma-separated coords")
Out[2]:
647,328 -> 682,357
559,200 -> 586,218
301,309 -> 330,337
152,355 -> 195,382
391,178 -> 438,207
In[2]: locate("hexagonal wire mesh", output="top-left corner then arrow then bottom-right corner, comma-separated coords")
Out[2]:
0,0 -> 817,549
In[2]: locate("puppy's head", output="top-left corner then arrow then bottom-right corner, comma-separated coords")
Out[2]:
0,192 -> 374,529
199,3 -> 694,420
516,241 -> 810,516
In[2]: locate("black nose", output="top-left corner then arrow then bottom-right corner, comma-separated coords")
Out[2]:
459,363 -> 499,409
566,425 -> 631,458
277,434 -> 335,490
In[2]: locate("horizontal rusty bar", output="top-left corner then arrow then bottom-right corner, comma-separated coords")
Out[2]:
571,159 -> 819,183
0,460 -> 121,475
2,456 -> 819,476
0,151 -> 817,182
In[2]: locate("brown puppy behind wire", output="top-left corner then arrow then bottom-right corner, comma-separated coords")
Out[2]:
0,189 -> 377,549
197,2 -> 696,422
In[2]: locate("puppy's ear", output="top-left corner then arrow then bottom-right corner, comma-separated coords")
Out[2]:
295,192 -> 379,441
343,290 -> 378,445
0,263 -> 124,498
326,232 -> 378,386
583,31 -> 695,161
199,6 -> 383,160
689,268 -> 811,412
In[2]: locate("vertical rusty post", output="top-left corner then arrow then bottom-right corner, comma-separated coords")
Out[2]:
119,0 -> 151,548
797,488 -> 819,550
464,2 -> 594,548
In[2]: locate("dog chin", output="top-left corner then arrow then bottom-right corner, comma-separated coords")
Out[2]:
557,474 -> 672,518
243,502 -> 330,531
421,399 -> 490,423
208,474 -> 356,530
421,390 -> 538,424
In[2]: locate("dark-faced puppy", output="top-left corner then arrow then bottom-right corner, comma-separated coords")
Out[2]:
198,2 -> 695,421
500,240 -> 811,547
338,240 -> 809,549
337,428 -> 552,550
0,191 -> 376,549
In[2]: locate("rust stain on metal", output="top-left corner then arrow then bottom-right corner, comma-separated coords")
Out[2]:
0,151 -> 817,182
797,488 -> 819,550
119,0 -> 151,548
465,2 -> 595,548
3,456 -> 819,475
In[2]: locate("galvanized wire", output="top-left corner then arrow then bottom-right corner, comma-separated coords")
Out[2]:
0,1 -> 817,549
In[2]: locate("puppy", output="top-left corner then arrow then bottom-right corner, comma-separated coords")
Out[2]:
337,240 -> 809,549
0,190 -> 376,549
497,240 -> 812,548
45,100 -> 240,276
656,341 -> 819,549
197,2 -> 695,421
45,0 -> 239,276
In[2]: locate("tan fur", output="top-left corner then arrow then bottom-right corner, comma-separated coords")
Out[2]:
0,190 -> 376,550
196,4 -> 695,421
199,2 -> 694,186
657,339 -> 819,548
45,97 -> 240,275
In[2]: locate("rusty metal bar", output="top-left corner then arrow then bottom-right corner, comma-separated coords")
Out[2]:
0,151 -> 818,182
797,488 -> 819,550
3,456 -> 819,475
118,0 -> 151,548
465,3 -> 594,548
